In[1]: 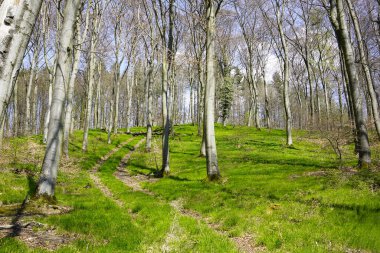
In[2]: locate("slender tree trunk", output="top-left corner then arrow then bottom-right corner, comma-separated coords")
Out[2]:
0,115 -> 4,150
82,34 -> 98,152
304,55 -> 315,126
254,87 -> 260,129
63,6 -> 89,156
95,63 -> 101,129
32,78 -> 38,134
43,72 -> 54,143
247,98 -> 253,127
161,51 -> 170,174
63,38 -> 80,157
25,48 -> 38,135
13,79 -> 18,136
190,75 -> 194,125
199,65 -> 206,156
204,0 -> 220,180
108,85 -> 115,144
328,0 -> 371,167
276,4 -> 293,146
263,72 -> 270,128
146,60 -> 154,152
113,77 -> 120,134
37,0 -> 81,197
0,0 -> 44,127
126,74 -> 134,134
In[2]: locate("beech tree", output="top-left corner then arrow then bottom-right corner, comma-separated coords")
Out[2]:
0,0 -> 44,130
37,0 -> 82,197
204,0 -> 222,180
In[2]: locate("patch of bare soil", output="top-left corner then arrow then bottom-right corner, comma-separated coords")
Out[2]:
231,234 -> 266,253
0,201 -> 76,251
304,171 -> 329,177
0,202 -> 72,218
0,221 -> 78,251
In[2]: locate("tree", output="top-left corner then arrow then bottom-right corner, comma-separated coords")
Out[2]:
204,0 -> 222,180
0,0 -> 44,131
37,0 -> 82,197
151,0 -> 176,176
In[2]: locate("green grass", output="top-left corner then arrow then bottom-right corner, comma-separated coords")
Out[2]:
0,126 -> 379,252
128,125 -> 380,252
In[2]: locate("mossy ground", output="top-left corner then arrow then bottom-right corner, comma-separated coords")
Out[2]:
0,125 -> 379,252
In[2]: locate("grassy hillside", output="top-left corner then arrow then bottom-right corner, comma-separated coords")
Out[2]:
0,125 -> 379,252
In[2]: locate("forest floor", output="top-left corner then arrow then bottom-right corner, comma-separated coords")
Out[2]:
0,125 -> 379,252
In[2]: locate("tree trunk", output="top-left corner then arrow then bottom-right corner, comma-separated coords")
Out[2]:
25,47 -> 39,135
0,115 -> 4,150
63,34 -> 81,157
32,77 -> 38,134
82,32 -> 98,152
113,77 -> 120,134
263,72 -> 270,128
95,63 -> 101,129
204,0 -> 220,180
108,84 -> 115,144
146,60 -> 154,152
37,0 -> 81,197
328,0 -> 371,168
64,5 -> 90,156
161,51 -> 170,175
0,0 -> 43,128
126,73 -> 134,134
13,79 -> 18,136
276,4 -> 293,146
43,71 -> 54,143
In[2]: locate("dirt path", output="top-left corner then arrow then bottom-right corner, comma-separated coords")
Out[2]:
114,139 -> 158,195
111,139 -> 263,253
89,137 -> 136,207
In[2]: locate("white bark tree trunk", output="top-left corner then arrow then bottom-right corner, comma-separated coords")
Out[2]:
82,2 -> 100,151
146,60 -> 154,152
64,4 -> 90,156
25,47 -> 39,135
276,2 -> 293,146
204,0 -> 220,180
37,0 -> 81,197
0,0 -> 43,128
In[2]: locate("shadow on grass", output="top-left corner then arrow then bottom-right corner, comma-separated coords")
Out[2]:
6,175 -> 36,237
167,175 -> 192,182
